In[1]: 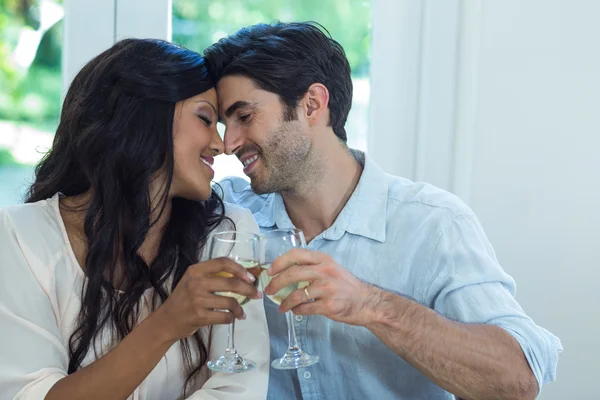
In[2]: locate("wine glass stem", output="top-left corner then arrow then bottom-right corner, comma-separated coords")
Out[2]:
285,311 -> 301,351
226,317 -> 236,353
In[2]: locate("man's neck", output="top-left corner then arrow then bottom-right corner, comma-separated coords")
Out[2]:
281,141 -> 362,243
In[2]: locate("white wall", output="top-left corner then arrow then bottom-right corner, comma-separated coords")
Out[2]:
115,0 -> 171,41
469,1 -> 600,398
63,0 -> 171,90
372,1 -> 599,398
63,0 -> 115,89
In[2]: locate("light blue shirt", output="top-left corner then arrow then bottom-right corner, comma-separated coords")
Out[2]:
219,151 -> 562,400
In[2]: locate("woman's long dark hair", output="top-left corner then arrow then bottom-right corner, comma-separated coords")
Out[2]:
25,39 -> 227,392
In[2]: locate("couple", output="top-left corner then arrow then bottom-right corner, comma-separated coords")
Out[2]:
0,22 -> 561,400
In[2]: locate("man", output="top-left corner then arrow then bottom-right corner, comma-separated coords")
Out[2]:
204,22 -> 562,400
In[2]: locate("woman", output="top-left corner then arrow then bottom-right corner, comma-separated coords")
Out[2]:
0,39 -> 268,399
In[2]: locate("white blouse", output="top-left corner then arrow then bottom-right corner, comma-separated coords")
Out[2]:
0,194 -> 269,399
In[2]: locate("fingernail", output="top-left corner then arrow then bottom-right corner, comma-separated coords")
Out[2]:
246,272 -> 256,282
256,291 -> 263,299
242,312 -> 247,320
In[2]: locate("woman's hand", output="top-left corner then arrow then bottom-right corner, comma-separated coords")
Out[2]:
46,258 -> 261,400
156,257 -> 261,341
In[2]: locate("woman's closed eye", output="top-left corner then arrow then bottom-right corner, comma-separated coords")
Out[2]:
198,115 -> 213,127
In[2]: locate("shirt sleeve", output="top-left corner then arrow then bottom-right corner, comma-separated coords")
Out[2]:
187,206 -> 269,399
0,209 -> 69,399
422,213 -> 563,394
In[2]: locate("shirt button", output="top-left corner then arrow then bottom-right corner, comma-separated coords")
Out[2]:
303,371 -> 312,379
295,315 -> 304,322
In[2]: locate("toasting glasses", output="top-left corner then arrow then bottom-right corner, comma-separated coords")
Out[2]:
259,229 -> 319,370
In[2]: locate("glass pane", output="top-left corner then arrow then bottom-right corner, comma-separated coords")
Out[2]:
172,0 -> 371,181
0,0 -> 63,207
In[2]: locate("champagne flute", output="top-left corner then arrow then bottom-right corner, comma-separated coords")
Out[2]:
207,231 -> 261,373
259,228 -> 319,370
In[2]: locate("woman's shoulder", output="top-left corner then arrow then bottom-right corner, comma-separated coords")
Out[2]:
222,201 -> 253,221
0,194 -> 70,266
0,195 -> 61,235
214,202 -> 259,235
0,194 -> 76,302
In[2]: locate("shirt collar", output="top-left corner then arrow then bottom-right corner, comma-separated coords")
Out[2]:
268,150 -> 389,243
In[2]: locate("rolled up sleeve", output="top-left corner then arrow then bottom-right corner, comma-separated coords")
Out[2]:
423,213 -> 562,392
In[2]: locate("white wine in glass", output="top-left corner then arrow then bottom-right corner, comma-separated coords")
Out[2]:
259,229 -> 319,370
207,231 -> 260,374
215,260 -> 262,305
258,263 -> 309,305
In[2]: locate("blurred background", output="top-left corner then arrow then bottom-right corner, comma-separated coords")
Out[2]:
0,0 -> 597,398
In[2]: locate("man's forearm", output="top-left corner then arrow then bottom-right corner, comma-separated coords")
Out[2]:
362,285 -> 538,400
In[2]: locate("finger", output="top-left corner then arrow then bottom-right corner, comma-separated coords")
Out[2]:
201,293 -> 246,320
268,248 -> 320,276
265,264 -> 318,296
290,299 -> 322,316
279,284 -> 324,313
203,310 -> 236,325
199,276 -> 261,299
190,257 -> 257,283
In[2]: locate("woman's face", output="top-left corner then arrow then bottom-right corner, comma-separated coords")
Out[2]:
170,88 -> 224,201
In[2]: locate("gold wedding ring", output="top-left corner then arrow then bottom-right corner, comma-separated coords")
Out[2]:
304,286 -> 311,302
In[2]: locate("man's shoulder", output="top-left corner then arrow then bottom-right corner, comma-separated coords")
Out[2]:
217,176 -> 252,196
362,154 -> 473,220
216,176 -> 274,217
385,174 -> 474,220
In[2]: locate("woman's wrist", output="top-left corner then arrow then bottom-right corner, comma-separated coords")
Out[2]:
143,307 -> 181,348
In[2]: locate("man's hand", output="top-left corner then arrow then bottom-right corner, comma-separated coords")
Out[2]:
264,248 -> 376,326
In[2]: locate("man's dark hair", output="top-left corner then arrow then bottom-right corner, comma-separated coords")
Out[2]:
204,21 -> 353,142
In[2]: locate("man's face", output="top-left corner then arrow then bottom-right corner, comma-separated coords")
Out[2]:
216,75 -> 312,194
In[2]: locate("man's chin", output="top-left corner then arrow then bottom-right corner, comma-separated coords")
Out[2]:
249,179 -> 267,195
249,177 -> 274,195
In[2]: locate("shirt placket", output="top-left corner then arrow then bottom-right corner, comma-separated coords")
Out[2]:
293,238 -> 324,399
294,313 -> 321,399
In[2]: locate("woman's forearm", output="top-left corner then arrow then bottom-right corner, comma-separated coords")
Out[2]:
46,308 -> 177,400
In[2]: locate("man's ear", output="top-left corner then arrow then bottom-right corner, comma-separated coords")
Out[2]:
302,83 -> 329,125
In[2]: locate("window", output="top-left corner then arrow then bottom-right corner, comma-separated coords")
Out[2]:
0,1 -> 373,206
172,0 -> 372,181
0,0 -> 63,207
